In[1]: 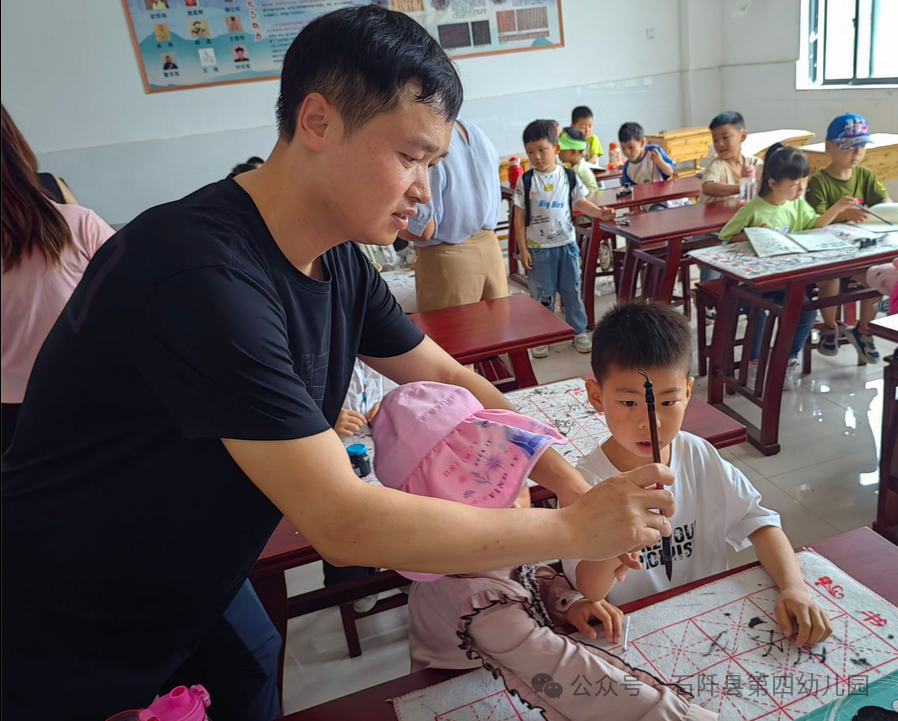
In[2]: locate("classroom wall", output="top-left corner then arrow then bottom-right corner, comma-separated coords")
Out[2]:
2,0 -> 894,225
0,0 -> 685,225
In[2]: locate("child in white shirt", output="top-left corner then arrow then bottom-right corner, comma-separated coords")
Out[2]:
513,119 -> 614,357
563,302 -> 833,649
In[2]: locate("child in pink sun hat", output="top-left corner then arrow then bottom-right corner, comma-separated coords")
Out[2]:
373,382 -> 717,721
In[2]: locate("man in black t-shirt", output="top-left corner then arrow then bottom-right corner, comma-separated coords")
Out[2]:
2,7 -> 675,720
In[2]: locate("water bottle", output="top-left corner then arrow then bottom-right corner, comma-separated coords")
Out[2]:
106,685 -> 211,721
739,164 -> 757,204
507,157 -> 523,189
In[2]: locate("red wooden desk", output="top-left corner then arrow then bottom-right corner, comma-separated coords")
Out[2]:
870,315 -> 898,544
580,178 -> 704,328
695,241 -> 898,455
279,528 -> 895,721
603,201 -> 739,309
409,294 -> 572,389
252,392 -> 745,701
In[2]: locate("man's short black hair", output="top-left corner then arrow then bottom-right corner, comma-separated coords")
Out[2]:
246,156 -> 265,165
276,5 -> 463,140
709,111 -> 745,131
523,119 -> 558,146
563,126 -> 587,142
618,122 -> 645,143
591,303 -> 692,384
230,163 -> 256,176
572,106 -> 593,123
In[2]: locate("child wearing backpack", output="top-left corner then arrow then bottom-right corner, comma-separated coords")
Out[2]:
514,120 -> 614,357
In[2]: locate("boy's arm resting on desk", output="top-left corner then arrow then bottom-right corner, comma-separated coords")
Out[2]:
574,198 -> 615,221
701,181 -> 740,198
750,526 -> 833,647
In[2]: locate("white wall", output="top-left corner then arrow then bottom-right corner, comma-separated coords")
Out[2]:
2,0 -> 894,224
1,0 -> 685,224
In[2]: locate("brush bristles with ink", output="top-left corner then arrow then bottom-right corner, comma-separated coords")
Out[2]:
638,369 -> 673,581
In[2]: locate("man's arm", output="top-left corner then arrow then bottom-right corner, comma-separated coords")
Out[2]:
363,336 -> 591,505
224,430 -> 675,574
398,216 -> 436,243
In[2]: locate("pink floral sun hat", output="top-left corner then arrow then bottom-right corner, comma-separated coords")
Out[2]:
371,381 -> 566,582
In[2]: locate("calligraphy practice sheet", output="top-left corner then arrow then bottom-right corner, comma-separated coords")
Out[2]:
393,551 -> 897,721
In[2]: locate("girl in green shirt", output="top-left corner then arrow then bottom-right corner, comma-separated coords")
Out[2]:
717,144 -> 855,391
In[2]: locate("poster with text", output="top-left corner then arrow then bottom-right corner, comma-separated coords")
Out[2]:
122,0 -> 564,93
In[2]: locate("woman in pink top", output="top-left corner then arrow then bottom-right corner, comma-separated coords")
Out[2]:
1,105 -> 114,453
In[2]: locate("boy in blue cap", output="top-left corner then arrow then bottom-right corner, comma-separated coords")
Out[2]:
807,113 -> 893,363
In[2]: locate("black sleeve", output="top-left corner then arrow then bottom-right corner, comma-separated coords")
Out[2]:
356,251 -> 425,358
130,265 -> 332,441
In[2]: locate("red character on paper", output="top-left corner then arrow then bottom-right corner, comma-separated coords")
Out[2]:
815,576 -> 845,599
861,611 -> 888,628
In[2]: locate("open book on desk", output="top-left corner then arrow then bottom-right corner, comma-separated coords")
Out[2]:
744,225 -> 880,258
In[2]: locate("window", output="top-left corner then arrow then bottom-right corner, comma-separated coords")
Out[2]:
806,0 -> 897,85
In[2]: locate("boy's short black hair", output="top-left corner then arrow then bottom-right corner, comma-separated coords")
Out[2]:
246,156 -> 265,165
230,163 -> 256,176
523,119 -> 558,146
562,126 -> 587,142
591,302 -> 692,384
618,122 -> 645,143
276,5 -> 462,140
709,111 -> 745,131
572,106 -> 593,123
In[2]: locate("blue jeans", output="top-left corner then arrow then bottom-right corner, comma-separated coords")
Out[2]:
163,579 -> 282,721
748,291 -> 817,362
527,243 -> 588,335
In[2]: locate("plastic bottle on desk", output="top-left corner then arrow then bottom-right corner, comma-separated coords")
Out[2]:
106,685 -> 212,721
739,164 -> 757,204
507,156 -> 523,189
607,143 -> 623,169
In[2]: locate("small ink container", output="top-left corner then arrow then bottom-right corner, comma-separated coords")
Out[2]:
347,444 -> 371,477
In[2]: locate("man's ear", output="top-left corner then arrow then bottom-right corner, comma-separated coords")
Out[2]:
585,378 -> 605,414
295,92 -> 337,154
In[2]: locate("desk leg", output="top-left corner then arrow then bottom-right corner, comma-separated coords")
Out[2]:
509,349 -> 540,389
582,222 -> 608,330
657,238 -> 683,303
875,357 -> 898,543
757,282 -> 805,455
708,278 -> 739,405
618,241 -> 638,302
251,573 -> 288,710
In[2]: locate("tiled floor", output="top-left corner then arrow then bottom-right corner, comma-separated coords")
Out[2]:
279,275 -> 894,714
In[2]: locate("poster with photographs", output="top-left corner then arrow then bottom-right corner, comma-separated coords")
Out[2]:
122,0 -> 564,93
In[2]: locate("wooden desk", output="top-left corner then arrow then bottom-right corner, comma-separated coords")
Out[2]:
692,237 -> 898,455
602,201 -> 739,310
645,126 -> 712,177
579,179 -> 704,327
409,295 -> 572,388
252,381 -> 745,694
279,528 -> 895,721
803,133 -> 898,182
869,314 -> 898,544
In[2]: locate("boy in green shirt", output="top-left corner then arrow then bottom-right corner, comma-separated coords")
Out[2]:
559,127 -> 600,195
807,113 -> 893,364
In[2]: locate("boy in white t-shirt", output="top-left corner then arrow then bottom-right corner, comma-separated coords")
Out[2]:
513,119 -> 614,357
563,303 -> 833,649
618,122 -> 687,211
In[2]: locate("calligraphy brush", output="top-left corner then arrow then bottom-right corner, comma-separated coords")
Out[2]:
638,369 -> 673,582
855,200 -> 894,226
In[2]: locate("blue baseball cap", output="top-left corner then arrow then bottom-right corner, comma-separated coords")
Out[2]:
826,113 -> 872,150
